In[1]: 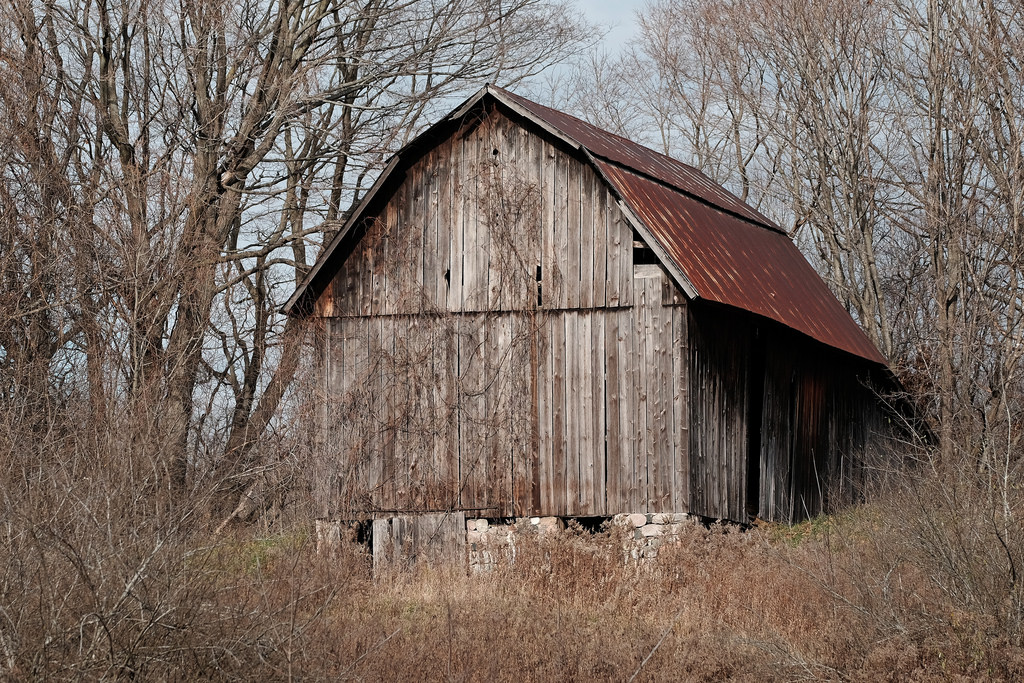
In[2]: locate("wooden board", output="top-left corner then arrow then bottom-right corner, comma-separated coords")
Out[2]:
550,313 -> 567,515
671,303 -> 690,512
535,312 -> 554,512
604,310 -> 623,510
593,179 -> 608,308
511,313 -> 534,515
591,312 -> 607,515
372,512 -> 466,573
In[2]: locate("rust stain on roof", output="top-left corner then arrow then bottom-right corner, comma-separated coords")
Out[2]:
289,85 -> 887,365
597,162 -> 886,364
492,86 -> 779,230
490,86 -> 885,365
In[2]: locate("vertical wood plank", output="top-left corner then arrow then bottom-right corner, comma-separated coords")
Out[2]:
349,229 -> 368,316
511,314 -> 532,515
671,303 -> 690,512
459,315 -> 481,510
526,129 -> 542,312
552,147 -> 568,310
536,313 -> 554,513
369,219 -> 385,317
382,185 -> 399,315
400,317 -> 416,507
605,310 -> 622,511
418,156 -> 435,312
341,318 -> 358,510
462,131 -> 480,312
436,316 -> 458,508
378,315 -> 395,510
579,168 -> 594,309
449,135 -> 465,312
541,141 -> 557,310
483,315 -> 498,512
366,317 -> 383,509
408,165 -> 425,314
487,120 -> 505,313
620,210 -> 634,308
566,160 -> 581,310
651,276 -> 672,512
621,305 -> 639,511
324,319 -> 339,516
499,314 -> 515,516
577,312 -> 593,514
550,313 -> 567,515
469,122 -> 491,312
606,192 -> 622,308
594,182 -> 608,308
634,277 -> 651,512
483,314 -> 512,515
565,312 -> 581,513
435,143 -> 451,311
329,253 -> 345,317
592,312 -> 607,515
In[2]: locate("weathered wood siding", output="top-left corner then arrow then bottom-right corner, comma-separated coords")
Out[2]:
317,300 -> 693,518
685,302 -> 889,525
758,333 -> 884,523
315,107 -> 633,319
311,104 -> 887,524
688,311 -> 751,523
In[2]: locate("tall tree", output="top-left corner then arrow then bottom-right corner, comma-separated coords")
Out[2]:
0,0 -> 590,518
558,0 -> 1024,468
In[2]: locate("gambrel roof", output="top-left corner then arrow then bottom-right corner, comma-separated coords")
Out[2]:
287,85 -> 886,366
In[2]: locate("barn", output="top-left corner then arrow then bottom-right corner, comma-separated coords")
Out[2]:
285,85 -> 894,543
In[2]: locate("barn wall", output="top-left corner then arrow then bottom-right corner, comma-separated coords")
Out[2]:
316,106 -> 633,319
309,104 -> 889,524
684,302 -> 890,525
687,310 -> 751,523
310,107 -> 696,519
315,287 -> 691,518
758,333 -> 886,523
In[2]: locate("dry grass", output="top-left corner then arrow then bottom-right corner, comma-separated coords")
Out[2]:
3,500 -> 1022,681
2,414 -> 1021,681
200,498 -> 1022,682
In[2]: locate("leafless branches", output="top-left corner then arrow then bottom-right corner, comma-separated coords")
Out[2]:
0,0 -> 590,521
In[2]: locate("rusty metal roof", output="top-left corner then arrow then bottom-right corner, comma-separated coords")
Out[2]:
597,163 -> 886,364
288,85 -> 887,365
489,87 -> 885,365
491,86 -> 780,231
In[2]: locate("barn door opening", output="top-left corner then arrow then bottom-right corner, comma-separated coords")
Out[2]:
746,328 -> 765,520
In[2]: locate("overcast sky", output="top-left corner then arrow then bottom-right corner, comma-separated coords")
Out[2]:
579,0 -> 644,51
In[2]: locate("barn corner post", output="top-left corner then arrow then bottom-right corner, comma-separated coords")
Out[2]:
291,86 -> 899,569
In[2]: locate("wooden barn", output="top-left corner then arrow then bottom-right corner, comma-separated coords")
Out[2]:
286,85 -> 894,530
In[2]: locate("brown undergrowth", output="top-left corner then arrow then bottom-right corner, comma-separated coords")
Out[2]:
2,455 -> 1022,680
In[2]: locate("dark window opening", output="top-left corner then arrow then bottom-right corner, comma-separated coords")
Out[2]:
536,264 -> 543,306
633,237 -> 659,265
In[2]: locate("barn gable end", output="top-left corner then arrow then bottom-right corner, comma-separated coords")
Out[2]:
291,87 -> 893,529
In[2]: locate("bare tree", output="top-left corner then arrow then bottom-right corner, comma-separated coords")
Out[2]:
0,0 -> 591,521
557,0 -> 1024,473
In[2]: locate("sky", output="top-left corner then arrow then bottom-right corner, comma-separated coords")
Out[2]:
578,0 -> 645,52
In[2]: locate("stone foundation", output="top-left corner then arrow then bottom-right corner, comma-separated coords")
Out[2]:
466,516 -> 565,572
317,512 -> 693,572
610,512 -> 691,562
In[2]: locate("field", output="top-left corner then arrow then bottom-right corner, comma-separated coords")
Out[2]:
3,462 -> 1021,681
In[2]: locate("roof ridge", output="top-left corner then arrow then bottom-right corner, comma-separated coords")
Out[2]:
489,85 -> 704,171
488,85 -> 782,234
